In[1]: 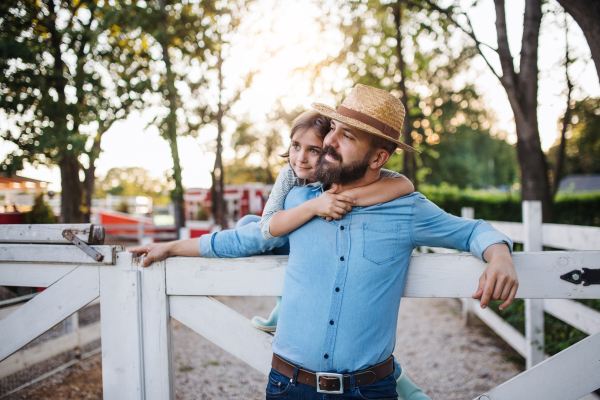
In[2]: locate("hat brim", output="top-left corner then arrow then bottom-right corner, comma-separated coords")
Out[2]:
311,103 -> 420,154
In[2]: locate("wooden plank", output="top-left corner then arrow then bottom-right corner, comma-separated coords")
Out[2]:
167,255 -> 288,296
170,295 -> 273,376
0,244 -> 118,265
0,263 -> 78,287
472,302 -> 527,357
544,299 -> 600,336
542,223 -> 600,250
140,260 -> 174,400
0,224 -> 104,244
0,267 -> 99,362
477,332 -> 600,400
100,251 -> 145,400
489,221 -> 524,243
523,201 -> 545,369
0,297 -> 100,321
0,321 -> 101,379
166,252 -> 600,298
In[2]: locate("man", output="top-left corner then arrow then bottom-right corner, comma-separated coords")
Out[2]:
132,84 -> 518,399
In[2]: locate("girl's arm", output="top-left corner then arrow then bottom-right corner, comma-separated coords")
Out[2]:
260,163 -> 297,239
341,169 -> 414,207
268,186 -> 354,237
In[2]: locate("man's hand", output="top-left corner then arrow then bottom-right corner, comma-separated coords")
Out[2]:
473,243 -> 518,310
129,238 -> 201,268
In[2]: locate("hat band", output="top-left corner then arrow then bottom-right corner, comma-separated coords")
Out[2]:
336,106 -> 400,140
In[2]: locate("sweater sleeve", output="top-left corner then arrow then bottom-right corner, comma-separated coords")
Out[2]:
380,169 -> 404,178
260,163 -> 297,240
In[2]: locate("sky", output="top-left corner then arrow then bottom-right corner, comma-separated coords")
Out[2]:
1,0 -> 599,192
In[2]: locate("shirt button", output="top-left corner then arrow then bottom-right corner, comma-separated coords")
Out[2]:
335,287 -> 340,292
324,354 -> 329,359
340,256 -> 344,261
340,226 -> 344,230
329,320 -> 334,325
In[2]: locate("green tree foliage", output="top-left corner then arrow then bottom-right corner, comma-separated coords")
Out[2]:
547,97 -> 600,177
0,0 -> 153,222
95,167 -> 171,206
24,193 -> 55,224
224,106 -> 295,185
322,0 -> 518,188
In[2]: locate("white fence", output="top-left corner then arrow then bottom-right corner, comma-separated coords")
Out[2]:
451,202 -> 600,375
1,222 -> 600,399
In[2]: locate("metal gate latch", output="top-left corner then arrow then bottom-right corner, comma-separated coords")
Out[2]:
560,268 -> 600,286
62,229 -> 104,262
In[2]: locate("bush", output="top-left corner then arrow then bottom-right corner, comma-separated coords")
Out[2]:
24,193 -> 55,224
420,184 -> 600,226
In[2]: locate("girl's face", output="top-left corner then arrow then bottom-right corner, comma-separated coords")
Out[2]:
288,128 -> 324,181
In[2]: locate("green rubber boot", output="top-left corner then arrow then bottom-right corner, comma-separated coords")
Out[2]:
396,370 -> 430,400
251,296 -> 281,333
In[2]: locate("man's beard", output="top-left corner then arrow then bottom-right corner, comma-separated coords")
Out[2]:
313,145 -> 372,186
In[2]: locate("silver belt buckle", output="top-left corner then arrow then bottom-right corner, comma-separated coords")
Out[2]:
315,372 -> 344,394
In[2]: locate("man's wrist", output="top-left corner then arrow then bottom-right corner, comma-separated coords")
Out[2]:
483,243 -> 511,263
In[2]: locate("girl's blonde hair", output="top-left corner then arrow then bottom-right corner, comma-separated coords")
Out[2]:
280,110 -> 331,158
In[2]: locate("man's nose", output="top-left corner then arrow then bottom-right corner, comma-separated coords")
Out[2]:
324,129 -> 338,147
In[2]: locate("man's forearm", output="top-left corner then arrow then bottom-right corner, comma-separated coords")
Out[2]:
168,238 -> 202,257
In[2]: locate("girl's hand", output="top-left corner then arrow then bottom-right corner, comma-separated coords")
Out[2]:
310,184 -> 355,220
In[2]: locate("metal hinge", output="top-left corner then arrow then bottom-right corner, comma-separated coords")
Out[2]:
62,229 -> 104,262
560,268 -> 600,286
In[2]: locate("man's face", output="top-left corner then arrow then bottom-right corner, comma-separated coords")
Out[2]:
313,120 -> 374,185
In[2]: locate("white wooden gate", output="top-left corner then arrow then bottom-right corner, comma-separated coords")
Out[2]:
1,224 -> 599,399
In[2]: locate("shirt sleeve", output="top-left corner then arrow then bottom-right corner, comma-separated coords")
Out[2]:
198,221 -> 289,258
380,169 -> 404,178
410,193 -> 512,262
261,163 -> 297,240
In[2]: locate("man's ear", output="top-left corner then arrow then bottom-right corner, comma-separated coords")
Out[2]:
370,149 -> 391,169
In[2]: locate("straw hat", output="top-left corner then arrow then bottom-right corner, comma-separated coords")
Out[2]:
312,84 -> 419,153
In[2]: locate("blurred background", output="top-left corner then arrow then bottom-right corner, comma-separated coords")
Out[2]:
1,0 -> 599,237
1,1 -> 600,398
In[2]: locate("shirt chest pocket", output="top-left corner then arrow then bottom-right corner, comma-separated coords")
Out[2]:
362,222 -> 403,265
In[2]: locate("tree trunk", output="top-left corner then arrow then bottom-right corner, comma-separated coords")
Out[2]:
213,51 -> 227,230
59,155 -> 85,223
393,0 -> 417,186
159,0 -> 185,237
493,0 -> 553,222
556,0 -> 600,84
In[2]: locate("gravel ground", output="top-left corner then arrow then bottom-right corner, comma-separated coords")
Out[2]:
5,295 -> 524,399
172,295 -> 524,400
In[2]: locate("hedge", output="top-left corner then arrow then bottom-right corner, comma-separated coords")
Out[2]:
419,184 -> 600,227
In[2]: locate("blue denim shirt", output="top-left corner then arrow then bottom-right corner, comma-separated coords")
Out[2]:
199,189 -> 512,373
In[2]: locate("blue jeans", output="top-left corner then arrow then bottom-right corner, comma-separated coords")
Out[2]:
266,367 -> 398,400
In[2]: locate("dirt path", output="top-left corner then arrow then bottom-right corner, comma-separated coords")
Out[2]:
7,296 -> 523,400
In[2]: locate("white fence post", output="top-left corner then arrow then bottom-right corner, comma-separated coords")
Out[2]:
523,200 -> 545,369
100,252 -> 145,400
140,260 -> 174,400
461,207 -> 477,326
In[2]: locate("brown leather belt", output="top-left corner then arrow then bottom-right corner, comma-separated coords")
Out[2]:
271,354 -> 394,394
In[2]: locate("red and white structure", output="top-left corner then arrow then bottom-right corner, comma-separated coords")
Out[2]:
184,183 -> 272,223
